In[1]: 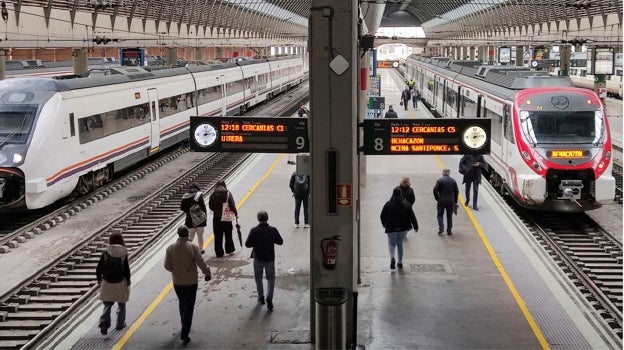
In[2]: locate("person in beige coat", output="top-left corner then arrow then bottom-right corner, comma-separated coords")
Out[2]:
165,225 -> 212,344
95,230 -> 131,335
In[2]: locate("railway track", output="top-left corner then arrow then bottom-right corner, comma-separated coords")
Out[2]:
0,151 -> 249,349
512,206 -> 623,346
0,81 -> 309,349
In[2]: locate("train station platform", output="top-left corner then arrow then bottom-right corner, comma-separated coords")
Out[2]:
39,70 -> 619,350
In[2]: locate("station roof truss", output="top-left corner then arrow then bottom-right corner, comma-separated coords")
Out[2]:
2,0 -> 622,48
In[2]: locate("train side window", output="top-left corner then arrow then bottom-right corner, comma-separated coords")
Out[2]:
503,105 -> 514,144
69,112 -> 75,137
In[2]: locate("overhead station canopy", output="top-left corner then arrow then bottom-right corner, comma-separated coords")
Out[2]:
1,0 -> 621,48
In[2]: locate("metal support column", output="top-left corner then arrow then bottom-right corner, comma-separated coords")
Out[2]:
309,0 -> 358,348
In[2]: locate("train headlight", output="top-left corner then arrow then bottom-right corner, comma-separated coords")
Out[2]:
12,153 -> 24,164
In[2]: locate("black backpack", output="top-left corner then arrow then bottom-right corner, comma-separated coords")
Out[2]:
102,251 -> 125,283
293,175 -> 309,196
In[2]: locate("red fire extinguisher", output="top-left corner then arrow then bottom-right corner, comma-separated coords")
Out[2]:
321,235 -> 341,270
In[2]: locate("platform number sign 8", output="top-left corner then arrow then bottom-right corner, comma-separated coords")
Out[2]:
373,137 -> 385,152
379,102 -> 385,110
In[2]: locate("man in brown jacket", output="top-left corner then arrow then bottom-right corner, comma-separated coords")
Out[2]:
164,225 -> 212,344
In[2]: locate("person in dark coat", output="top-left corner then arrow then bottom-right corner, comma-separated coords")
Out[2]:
396,177 -> 415,205
95,229 -> 131,335
245,210 -> 283,311
289,172 -> 310,228
400,87 -> 411,111
459,154 -> 485,211
208,180 -> 239,257
297,104 -> 309,118
380,187 -> 419,270
164,225 -> 211,345
384,105 -> 398,118
433,168 -> 459,235
180,183 -> 208,253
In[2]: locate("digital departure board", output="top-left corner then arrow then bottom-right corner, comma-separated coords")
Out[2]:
190,116 -> 309,153
362,118 -> 491,155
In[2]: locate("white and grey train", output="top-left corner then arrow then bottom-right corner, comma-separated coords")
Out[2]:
0,55 -> 307,210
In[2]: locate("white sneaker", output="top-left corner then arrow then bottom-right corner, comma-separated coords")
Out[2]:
293,224 -> 300,228
304,224 -> 310,228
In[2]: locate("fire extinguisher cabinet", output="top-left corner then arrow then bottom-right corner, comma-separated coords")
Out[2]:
315,288 -> 349,350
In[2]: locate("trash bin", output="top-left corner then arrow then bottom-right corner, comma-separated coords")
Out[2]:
315,288 -> 348,350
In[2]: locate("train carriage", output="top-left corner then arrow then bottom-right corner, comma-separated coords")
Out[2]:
0,55 -> 307,210
405,55 -> 615,212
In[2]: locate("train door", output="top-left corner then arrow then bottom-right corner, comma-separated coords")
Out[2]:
147,88 -> 160,154
220,74 -> 227,116
502,105 -> 512,166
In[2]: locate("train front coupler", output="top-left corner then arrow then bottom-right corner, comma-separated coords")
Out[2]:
558,179 -> 584,208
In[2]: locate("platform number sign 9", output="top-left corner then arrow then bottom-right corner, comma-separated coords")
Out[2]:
190,116 -> 309,153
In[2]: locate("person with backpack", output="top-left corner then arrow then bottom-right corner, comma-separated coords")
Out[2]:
380,187 -> 419,270
95,229 -> 131,335
289,171 -> 310,228
208,180 -> 239,257
180,183 -> 208,254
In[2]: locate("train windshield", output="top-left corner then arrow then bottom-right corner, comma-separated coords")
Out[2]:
519,110 -> 604,145
0,105 -> 38,146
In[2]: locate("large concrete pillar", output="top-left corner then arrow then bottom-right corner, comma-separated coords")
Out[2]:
0,49 -> 7,79
559,45 -> 571,76
194,47 -> 203,61
309,0 -> 358,348
478,46 -> 487,63
72,48 -> 88,75
469,46 -> 475,60
166,47 -> 177,67
515,45 -> 524,66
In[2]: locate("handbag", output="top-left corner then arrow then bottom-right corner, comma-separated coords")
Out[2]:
399,100 -> 403,106
189,203 -> 207,227
221,192 -> 235,222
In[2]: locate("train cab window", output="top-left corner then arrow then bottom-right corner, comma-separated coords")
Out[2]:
69,112 -> 75,137
0,105 -> 37,144
519,110 -> 602,145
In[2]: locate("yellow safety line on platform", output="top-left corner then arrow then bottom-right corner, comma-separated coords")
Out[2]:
113,154 -> 285,349
434,155 -> 550,350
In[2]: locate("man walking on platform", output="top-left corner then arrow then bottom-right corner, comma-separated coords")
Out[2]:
289,172 -> 310,228
245,210 -> 283,311
384,105 -> 398,118
400,87 -> 411,111
459,154 -> 485,211
164,225 -> 212,345
433,169 -> 459,235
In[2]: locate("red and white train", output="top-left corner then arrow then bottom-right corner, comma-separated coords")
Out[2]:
0,55 -> 307,210
404,55 -> 615,212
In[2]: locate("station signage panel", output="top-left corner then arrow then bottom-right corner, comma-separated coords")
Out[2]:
362,118 -> 491,155
190,116 -> 309,153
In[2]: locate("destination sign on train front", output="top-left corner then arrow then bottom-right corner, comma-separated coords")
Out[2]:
190,116 -> 309,153
363,118 -> 491,155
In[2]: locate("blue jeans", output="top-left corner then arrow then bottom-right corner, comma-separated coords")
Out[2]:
465,179 -> 480,207
99,301 -> 126,330
386,231 -> 408,263
412,97 -> 418,108
437,201 -> 454,233
294,195 -> 309,225
173,284 -> 198,338
253,259 -> 276,302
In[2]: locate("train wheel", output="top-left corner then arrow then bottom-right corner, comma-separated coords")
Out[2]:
76,174 -> 93,195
